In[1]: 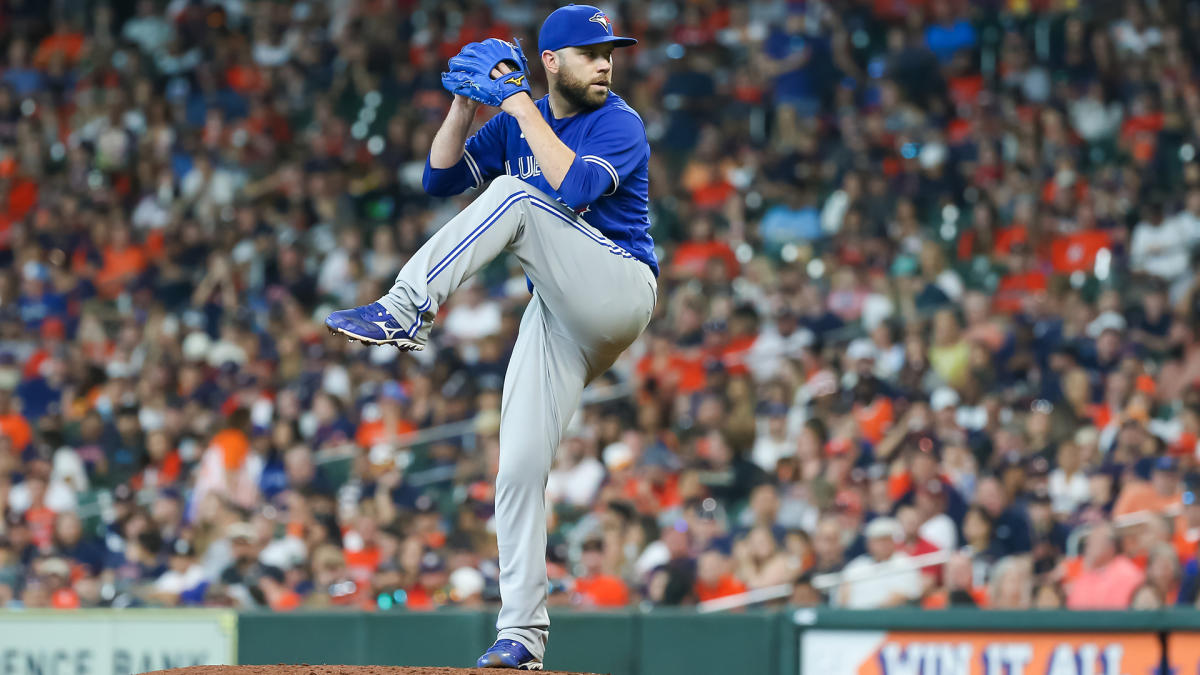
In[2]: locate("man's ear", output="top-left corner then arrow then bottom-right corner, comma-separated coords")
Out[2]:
541,49 -> 558,75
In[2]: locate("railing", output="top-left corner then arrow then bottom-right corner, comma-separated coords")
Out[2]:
1064,506 -> 1181,557
698,550 -> 953,613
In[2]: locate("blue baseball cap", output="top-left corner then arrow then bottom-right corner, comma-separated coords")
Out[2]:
538,4 -> 637,54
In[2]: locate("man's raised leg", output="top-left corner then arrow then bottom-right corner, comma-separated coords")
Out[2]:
325,175 -> 537,348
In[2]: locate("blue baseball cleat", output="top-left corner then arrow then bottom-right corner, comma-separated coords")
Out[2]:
475,639 -> 543,670
325,302 -> 424,351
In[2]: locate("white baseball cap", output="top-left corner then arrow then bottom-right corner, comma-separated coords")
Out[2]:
846,338 -> 878,362
603,442 -> 634,471
930,386 -> 960,412
864,517 -> 903,542
1086,311 -> 1127,339
450,566 -> 485,600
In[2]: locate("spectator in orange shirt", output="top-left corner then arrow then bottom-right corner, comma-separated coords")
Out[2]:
130,429 -> 183,491
572,538 -> 630,608
887,440 -> 942,503
355,381 -> 417,450
22,477 -> 57,551
632,447 -> 682,514
636,329 -> 707,398
343,512 -> 384,582
709,308 -> 759,377
669,215 -> 739,283
0,387 -> 32,452
923,552 -> 989,608
34,20 -> 85,69
191,409 -> 258,512
0,162 -> 39,249
405,551 -> 450,611
1113,456 -> 1183,521
680,140 -> 736,211
95,224 -> 147,300
260,566 -> 302,611
992,243 -> 1047,314
41,557 -> 80,609
1064,522 -> 1145,609
694,546 -> 746,603
850,379 -> 893,447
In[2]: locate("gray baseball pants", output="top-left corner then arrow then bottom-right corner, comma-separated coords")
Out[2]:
376,175 -> 656,660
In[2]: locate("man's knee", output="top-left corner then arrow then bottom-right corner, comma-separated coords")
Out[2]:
488,174 -> 525,196
496,460 -> 548,494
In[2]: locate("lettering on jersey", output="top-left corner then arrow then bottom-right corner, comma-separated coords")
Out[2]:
505,156 -> 542,179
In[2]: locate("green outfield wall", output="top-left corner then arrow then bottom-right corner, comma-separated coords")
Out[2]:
235,608 -> 1200,675
5,608 -> 1200,675
235,609 -> 787,675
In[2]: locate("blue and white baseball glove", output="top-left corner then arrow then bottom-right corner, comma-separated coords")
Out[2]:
441,38 -> 531,106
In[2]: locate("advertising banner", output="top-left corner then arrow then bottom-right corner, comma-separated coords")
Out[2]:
0,610 -> 237,675
801,629 -> 1161,675
1167,632 -> 1200,674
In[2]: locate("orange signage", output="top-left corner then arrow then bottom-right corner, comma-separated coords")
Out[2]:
802,631 -> 1162,675
1168,632 -> 1200,674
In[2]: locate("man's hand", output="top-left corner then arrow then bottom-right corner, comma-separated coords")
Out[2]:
492,62 -> 537,116
453,94 -> 480,113
490,61 -> 513,80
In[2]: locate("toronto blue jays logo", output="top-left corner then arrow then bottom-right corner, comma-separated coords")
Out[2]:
589,12 -> 612,33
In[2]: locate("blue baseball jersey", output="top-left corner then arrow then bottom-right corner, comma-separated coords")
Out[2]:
423,92 -> 658,276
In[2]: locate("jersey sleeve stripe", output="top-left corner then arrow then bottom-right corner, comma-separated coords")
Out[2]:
463,150 -> 484,188
582,155 -> 620,196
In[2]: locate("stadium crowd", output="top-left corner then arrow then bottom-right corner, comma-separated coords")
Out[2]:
2,0 -> 1200,613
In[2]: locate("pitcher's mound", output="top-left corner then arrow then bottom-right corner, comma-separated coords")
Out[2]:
150,665 -> 601,675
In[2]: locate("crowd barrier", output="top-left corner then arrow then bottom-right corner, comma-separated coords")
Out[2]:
3,608 -> 1200,675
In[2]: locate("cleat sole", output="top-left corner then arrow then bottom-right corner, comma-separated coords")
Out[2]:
327,324 -> 423,351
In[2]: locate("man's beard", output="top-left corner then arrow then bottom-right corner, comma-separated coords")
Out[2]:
554,68 -> 609,111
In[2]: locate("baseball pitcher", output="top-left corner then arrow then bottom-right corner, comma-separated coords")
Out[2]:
325,4 -> 656,670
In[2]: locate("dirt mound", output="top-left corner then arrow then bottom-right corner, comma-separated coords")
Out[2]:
148,665 -> 601,675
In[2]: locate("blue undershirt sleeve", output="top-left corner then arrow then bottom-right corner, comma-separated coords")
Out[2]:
555,110 -> 647,211
421,111 -> 509,197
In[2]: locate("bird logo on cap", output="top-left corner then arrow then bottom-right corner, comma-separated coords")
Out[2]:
589,11 -> 612,33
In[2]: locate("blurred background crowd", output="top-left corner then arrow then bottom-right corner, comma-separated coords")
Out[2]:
3,0 -> 1200,614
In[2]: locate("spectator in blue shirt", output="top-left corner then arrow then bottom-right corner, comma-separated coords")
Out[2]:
925,0 -> 977,64
761,188 -> 823,252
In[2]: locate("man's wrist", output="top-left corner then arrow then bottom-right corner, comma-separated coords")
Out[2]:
448,98 -> 478,127
501,92 -> 536,117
